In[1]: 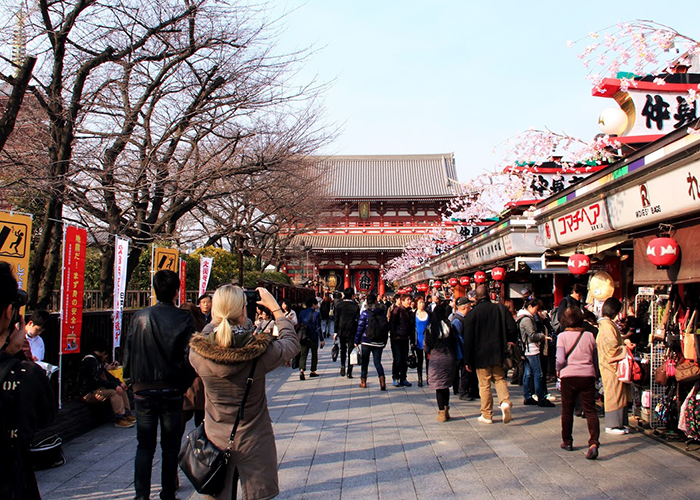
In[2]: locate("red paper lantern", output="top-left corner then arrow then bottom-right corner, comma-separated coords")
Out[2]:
492,267 -> 506,281
459,276 -> 471,286
474,271 -> 487,284
567,253 -> 590,275
646,237 -> 679,268
433,280 -> 443,288
448,277 -> 459,287
416,283 -> 429,293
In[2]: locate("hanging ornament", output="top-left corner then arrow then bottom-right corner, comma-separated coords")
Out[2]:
567,253 -> 591,275
433,280 -> 443,288
646,237 -> 679,268
448,277 -> 459,287
474,271 -> 487,284
460,276 -> 471,286
416,283 -> 429,293
492,267 -> 506,281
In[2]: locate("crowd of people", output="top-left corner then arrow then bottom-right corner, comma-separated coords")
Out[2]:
0,257 -> 638,499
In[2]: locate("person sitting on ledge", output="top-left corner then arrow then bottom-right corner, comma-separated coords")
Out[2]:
79,341 -> 136,428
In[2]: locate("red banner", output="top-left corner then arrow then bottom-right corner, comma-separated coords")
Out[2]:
60,226 -> 87,354
179,258 -> 187,305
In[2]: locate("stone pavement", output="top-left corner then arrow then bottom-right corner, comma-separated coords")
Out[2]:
38,348 -> 700,500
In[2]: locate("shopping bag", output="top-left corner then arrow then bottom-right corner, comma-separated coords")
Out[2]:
349,346 -> 361,366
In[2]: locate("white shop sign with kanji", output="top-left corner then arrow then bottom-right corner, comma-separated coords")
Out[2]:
550,199 -> 613,246
606,158 -> 700,231
627,89 -> 697,137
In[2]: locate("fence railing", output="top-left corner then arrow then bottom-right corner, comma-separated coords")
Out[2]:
47,290 -> 202,312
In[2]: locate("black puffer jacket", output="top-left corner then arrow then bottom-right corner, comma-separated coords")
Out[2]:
123,301 -> 195,393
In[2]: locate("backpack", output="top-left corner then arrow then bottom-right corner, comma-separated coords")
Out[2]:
550,297 -> 569,335
366,309 -> 389,343
298,311 -> 316,347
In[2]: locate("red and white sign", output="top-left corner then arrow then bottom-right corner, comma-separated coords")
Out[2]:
112,236 -> 129,350
606,158 -> 700,231
60,226 -> 87,354
551,199 -> 612,245
179,258 -> 187,305
199,257 -> 213,298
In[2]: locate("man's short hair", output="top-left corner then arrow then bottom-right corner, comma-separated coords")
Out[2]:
153,270 -> 180,302
197,294 -> 211,305
0,261 -> 18,312
305,297 -> 317,308
526,298 -> 542,310
343,287 -> 354,299
475,284 -> 489,301
572,283 -> 587,296
29,310 -> 51,327
366,294 -> 377,306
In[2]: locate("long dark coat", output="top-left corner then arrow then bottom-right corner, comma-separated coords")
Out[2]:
189,317 -> 299,500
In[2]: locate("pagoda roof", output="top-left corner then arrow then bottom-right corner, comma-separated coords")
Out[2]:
315,153 -> 458,200
292,233 -> 420,252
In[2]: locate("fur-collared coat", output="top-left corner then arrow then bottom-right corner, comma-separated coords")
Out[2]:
189,316 -> 299,500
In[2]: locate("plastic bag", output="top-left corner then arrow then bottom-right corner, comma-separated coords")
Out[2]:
349,346 -> 362,366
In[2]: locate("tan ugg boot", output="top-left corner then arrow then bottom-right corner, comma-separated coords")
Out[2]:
445,406 -> 450,421
436,410 -> 447,422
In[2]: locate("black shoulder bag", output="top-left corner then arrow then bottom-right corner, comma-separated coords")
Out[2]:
179,357 -> 259,497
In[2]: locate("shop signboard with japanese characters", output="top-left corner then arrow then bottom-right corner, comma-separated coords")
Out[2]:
501,231 -> 545,256
537,220 -> 558,249
626,89 -> 697,137
468,237 -> 507,268
61,226 -> 87,354
0,211 -> 32,298
432,253 -> 471,277
606,158 -> 700,230
112,236 -> 129,350
548,199 -> 613,246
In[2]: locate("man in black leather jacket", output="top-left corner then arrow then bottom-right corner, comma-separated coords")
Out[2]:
124,269 -> 195,500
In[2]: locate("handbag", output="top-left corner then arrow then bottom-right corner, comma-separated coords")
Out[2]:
349,346 -> 362,366
331,340 -> 339,362
407,348 -> 417,369
30,434 -> 65,470
179,358 -> 258,496
617,347 -> 635,384
675,361 -> 700,384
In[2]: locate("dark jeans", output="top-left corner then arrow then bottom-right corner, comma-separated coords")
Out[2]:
560,376 -> 600,447
391,337 -> 410,381
134,392 -> 183,500
339,336 -> 353,371
523,354 -> 546,400
300,342 -> 318,372
415,348 -> 424,378
360,344 -> 385,378
455,362 -> 478,397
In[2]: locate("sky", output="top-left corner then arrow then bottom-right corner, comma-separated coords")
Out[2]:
271,1 -> 700,182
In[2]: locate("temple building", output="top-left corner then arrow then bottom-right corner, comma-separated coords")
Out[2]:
286,153 -> 460,295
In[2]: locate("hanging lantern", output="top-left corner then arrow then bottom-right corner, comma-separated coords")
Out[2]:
492,267 -> 506,281
433,280 -> 443,288
460,276 -> 471,286
474,271 -> 487,284
448,277 -> 459,287
416,283 -> 429,293
646,237 -> 679,268
567,253 -> 590,275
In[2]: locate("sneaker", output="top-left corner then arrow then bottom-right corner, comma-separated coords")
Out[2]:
114,418 -> 134,428
538,399 -> 556,408
477,415 -> 493,425
545,393 -> 557,402
459,394 -> 474,401
299,372 -> 305,381
401,380 -> 412,387
523,398 -> 537,406
125,414 -> 137,423
393,379 -> 400,387
309,372 -> 319,378
585,445 -> 599,460
605,427 -> 626,435
560,442 -> 573,451
500,402 -> 512,424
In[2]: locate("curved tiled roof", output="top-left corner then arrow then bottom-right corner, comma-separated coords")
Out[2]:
292,233 -> 421,251
316,153 -> 458,199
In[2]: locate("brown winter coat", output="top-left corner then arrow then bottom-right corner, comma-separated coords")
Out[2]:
189,317 -> 299,500
597,317 -> 632,413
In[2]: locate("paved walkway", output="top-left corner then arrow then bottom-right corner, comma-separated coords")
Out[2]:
38,349 -> 700,500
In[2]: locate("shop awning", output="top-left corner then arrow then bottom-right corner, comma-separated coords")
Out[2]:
516,257 -> 570,275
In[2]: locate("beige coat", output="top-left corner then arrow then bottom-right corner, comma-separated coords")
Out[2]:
596,317 -> 632,412
189,317 -> 299,500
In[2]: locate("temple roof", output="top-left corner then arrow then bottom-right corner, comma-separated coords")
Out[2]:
316,153 -> 459,199
292,233 -> 420,252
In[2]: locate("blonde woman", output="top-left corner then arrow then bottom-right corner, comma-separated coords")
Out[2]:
189,285 -> 300,500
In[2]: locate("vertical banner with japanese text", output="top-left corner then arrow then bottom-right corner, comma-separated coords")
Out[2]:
0,211 -> 32,314
199,257 -> 213,298
179,258 -> 187,305
151,247 -> 179,305
112,236 -> 129,352
60,226 -> 86,354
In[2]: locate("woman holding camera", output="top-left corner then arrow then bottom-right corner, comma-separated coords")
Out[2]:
189,284 -> 300,500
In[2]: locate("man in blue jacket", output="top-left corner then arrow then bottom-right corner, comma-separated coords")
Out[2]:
297,297 -> 324,380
